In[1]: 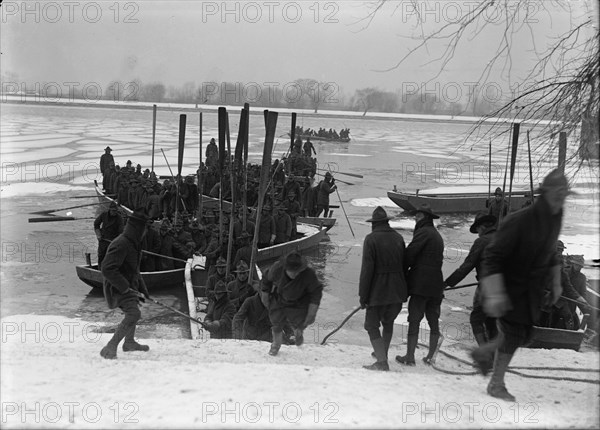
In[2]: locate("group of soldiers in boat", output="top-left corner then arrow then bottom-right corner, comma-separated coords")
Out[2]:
96,144 -> 338,274
294,126 -> 350,140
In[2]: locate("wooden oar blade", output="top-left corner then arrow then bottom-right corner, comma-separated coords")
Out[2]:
28,216 -> 94,223
177,114 -> 187,177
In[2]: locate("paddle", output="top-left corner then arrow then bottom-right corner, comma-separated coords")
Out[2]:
316,172 -> 354,186
30,201 -> 106,215
151,104 -> 157,172
175,114 -> 187,222
316,167 -> 363,179
335,185 -> 355,238
29,216 -> 96,223
70,194 -> 116,199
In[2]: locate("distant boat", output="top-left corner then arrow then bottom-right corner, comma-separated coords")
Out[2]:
289,133 -> 350,143
387,186 -> 535,214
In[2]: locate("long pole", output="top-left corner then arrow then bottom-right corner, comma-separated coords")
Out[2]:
507,122 -> 520,212
151,104 -> 157,172
218,107 -> 227,246
334,185 -> 355,238
160,148 -> 187,215
527,130 -> 535,201
499,125 -> 512,225
198,111 -> 203,219
242,103 -> 249,231
488,139 -> 492,200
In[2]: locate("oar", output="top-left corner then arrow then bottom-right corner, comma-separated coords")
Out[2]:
175,114 -> 187,223
445,282 -> 478,291
29,216 -> 96,223
31,201 -> 106,215
559,296 -> 600,312
316,172 -> 354,186
71,194 -> 116,199
99,238 -> 202,267
316,167 -> 363,179
147,297 -> 209,329
321,306 -> 361,345
151,104 -> 157,172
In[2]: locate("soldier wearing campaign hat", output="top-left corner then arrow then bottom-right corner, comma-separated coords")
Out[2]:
203,280 -> 236,339
445,212 -> 498,346
100,209 -> 151,359
359,206 -> 408,371
396,203 -> 444,367
100,146 -> 114,176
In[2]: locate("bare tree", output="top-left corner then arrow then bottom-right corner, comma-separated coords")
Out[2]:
359,0 -> 599,171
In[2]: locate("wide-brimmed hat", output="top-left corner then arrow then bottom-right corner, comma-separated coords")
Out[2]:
127,209 -> 149,226
214,280 -> 228,294
556,240 -> 566,250
284,251 -> 307,273
408,203 -> 440,219
215,256 -> 227,267
366,206 -> 392,223
494,187 -> 503,196
536,169 -> 577,195
105,146 -> 112,151
469,212 -> 497,233
235,260 -> 250,273
238,231 -> 251,240
567,254 -> 584,267
109,201 -> 118,209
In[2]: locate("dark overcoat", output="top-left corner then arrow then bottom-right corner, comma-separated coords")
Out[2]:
101,230 -> 148,309
405,218 -> 445,298
481,196 -> 562,325
232,295 -> 272,341
358,223 -> 408,307
205,297 -> 236,339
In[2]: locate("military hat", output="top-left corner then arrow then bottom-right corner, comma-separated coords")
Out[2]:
127,209 -> 149,226
105,146 -> 112,151
287,191 -> 296,197
469,212 -> 497,233
537,169 -> 577,195
556,240 -> 566,250
366,206 -> 392,223
408,203 -> 440,219
238,231 -> 251,240
214,280 -> 228,294
235,260 -> 250,273
284,251 -> 307,273
567,255 -> 584,267
215,256 -> 227,267
109,201 -> 118,209
494,187 -> 503,196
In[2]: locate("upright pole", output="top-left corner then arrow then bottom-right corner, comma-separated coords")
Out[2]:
249,111 -> 278,285
198,111 -> 203,219
507,122 -> 520,212
527,130 -> 535,202
488,139 -> 492,201
226,112 -> 236,278
242,103 -> 249,231
151,104 -> 157,172
218,107 -> 227,246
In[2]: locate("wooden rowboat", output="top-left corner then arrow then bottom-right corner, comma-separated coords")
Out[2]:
289,133 -> 351,143
297,216 -> 336,231
388,186 -> 535,214
76,263 -> 186,292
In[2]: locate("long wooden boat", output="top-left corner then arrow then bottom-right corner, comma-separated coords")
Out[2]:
297,216 -> 336,231
388,186 -> 535,214
76,263 -> 186,292
289,132 -> 350,143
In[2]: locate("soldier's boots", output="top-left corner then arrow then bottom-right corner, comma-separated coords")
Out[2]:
123,341 -> 150,352
269,329 -> 284,356
364,338 -> 389,371
422,333 -> 441,365
487,351 -> 516,402
395,334 -> 418,366
100,344 -> 118,360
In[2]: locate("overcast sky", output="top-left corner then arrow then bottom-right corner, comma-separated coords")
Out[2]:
1,1 -> 596,97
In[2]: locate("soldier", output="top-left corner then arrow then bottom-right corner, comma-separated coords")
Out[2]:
100,146 -> 114,177
396,204 -> 444,366
284,191 -> 301,239
273,203 -> 292,244
301,176 -> 318,217
316,172 -> 337,217
261,251 -> 323,356
487,187 -> 509,225
203,280 -> 236,339
141,218 -> 161,272
157,220 -> 175,271
227,260 -> 258,311
359,206 -> 408,371
94,201 -> 124,269
172,219 -> 194,268
257,205 -> 276,249
100,209 -> 151,359
445,212 -> 498,345
206,257 -> 230,298
206,138 -> 219,168
303,138 -> 316,157
232,284 -> 272,342
472,169 -> 573,401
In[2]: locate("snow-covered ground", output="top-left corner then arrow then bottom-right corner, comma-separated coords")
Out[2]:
2,315 -> 599,429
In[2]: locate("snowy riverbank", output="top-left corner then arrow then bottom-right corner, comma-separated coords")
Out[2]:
2,315 -> 599,429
